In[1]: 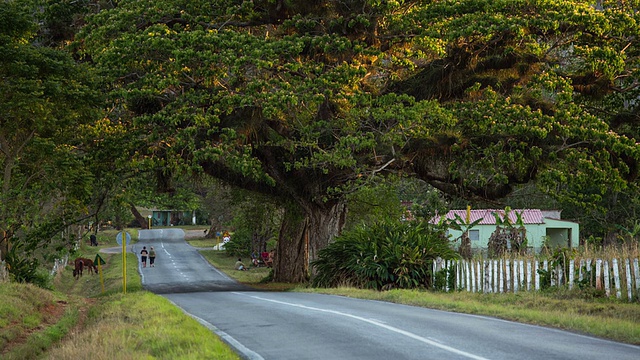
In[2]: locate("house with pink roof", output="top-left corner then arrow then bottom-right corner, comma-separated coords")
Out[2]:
432,209 -> 579,253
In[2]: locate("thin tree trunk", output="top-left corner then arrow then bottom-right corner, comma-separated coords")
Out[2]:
205,224 -> 217,239
129,203 -> 148,229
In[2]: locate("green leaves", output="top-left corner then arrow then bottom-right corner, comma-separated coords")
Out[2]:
312,220 -> 458,290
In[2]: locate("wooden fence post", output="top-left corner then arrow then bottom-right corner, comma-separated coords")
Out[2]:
612,258 -> 621,299
633,259 -> 640,301
475,261 -> 481,293
484,260 -> 491,293
603,260 -> 611,296
493,260 -> 500,293
568,260 -> 574,290
506,260 -> 511,292
457,260 -> 462,291
595,259 -> 602,290
625,258 -> 632,302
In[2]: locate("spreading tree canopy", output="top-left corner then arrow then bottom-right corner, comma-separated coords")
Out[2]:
77,0 -> 640,282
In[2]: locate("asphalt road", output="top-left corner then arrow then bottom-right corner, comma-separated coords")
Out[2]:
135,229 -> 640,360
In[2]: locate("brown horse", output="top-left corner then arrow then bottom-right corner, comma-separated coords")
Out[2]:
79,258 -> 98,274
73,258 -> 84,279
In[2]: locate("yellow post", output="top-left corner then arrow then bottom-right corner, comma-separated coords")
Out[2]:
98,261 -> 105,293
122,231 -> 127,294
94,254 -> 106,294
466,204 -> 471,224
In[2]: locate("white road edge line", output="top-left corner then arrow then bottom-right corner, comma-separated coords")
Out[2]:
236,293 -> 490,360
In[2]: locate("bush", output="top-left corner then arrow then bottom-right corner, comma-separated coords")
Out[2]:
311,220 -> 458,290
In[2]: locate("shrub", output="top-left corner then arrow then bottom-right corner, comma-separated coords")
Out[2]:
312,220 -> 458,290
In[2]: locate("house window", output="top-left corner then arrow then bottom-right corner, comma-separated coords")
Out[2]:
468,229 -> 479,241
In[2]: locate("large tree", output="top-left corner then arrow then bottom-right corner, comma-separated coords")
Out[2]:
77,0 -> 640,282
0,0 -> 100,274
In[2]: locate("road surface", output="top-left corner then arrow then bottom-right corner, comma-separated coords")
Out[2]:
134,229 -> 640,360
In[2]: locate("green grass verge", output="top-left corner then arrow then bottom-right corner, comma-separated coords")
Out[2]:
197,249 -> 295,291
1,230 -> 240,360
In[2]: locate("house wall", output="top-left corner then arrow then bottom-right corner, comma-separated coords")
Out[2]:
448,220 -> 579,253
449,225 -> 541,249
543,218 -> 579,249
151,211 -> 195,226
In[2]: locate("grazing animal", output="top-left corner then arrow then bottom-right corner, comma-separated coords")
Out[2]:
73,258 -> 84,279
79,258 -> 98,274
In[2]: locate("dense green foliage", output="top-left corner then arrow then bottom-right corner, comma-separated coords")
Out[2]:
71,0 -> 640,281
312,220 -> 458,289
3,0 -> 640,283
0,0 -> 101,281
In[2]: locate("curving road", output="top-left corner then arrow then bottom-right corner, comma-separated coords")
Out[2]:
135,229 -> 640,360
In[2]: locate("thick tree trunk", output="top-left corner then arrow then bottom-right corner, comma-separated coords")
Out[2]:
129,202 -> 149,229
274,204 -> 308,283
273,199 -> 347,282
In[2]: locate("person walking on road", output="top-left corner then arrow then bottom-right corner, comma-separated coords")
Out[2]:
149,246 -> 156,267
140,246 -> 149,268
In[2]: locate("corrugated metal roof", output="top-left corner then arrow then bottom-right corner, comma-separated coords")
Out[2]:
433,209 -> 545,225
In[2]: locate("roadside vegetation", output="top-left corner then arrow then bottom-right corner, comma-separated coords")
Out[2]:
1,229 -> 638,359
1,230 -> 239,360
196,237 -> 640,346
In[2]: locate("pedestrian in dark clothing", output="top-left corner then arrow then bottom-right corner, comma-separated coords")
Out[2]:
140,246 -> 148,268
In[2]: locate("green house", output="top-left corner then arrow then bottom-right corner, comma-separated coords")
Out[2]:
138,208 -> 197,227
434,209 -> 579,253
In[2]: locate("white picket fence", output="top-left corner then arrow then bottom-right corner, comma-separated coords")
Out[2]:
433,257 -> 640,302
50,256 -> 69,276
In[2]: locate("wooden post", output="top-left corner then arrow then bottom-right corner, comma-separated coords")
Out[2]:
493,260 -> 498,293
569,260 -> 574,290
457,260 -> 462,291
534,261 -> 540,291
484,260 -> 491,293
499,259 -> 504,293
625,258 -> 632,302
466,261 -> 471,292
526,260 -> 532,291
470,260 -> 476,293
513,260 -> 520,293
519,260 -> 525,292
634,258 -> 640,301
506,260 -> 511,292
476,261 -> 481,293
612,258 -> 621,299
595,259 -> 602,290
